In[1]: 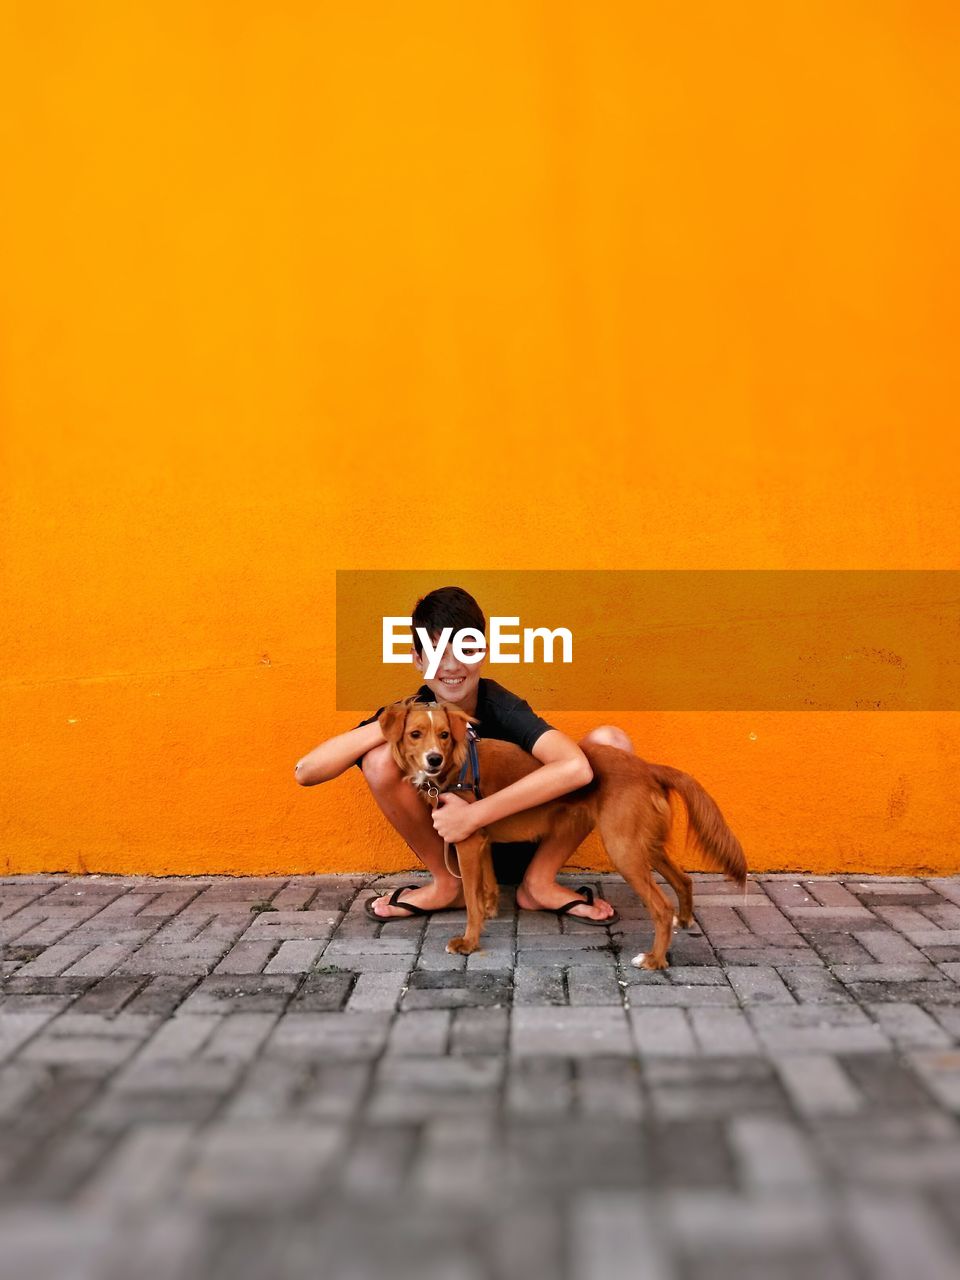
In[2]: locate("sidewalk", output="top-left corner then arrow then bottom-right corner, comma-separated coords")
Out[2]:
2,871 -> 960,1279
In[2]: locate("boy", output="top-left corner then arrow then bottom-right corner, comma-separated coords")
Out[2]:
295,586 -> 626,922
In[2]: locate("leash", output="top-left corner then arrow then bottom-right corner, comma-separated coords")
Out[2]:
416,727 -> 482,881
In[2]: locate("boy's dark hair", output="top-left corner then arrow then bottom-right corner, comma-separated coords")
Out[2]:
411,586 -> 486,656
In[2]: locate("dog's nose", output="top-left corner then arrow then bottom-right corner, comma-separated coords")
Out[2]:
426,753 -> 443,768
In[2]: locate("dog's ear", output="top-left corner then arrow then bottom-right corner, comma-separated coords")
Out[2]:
379,699 -> 412,745
443,704 -> 478,745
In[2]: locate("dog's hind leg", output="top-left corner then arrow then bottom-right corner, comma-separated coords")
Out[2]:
446,833 -> 490,956
653,848 -> 695,929
480,846 -> 499,920
619,859 -> 676,970
599,801 -> 675,969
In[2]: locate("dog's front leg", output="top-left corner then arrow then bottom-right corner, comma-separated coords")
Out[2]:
445,833 -> 490,955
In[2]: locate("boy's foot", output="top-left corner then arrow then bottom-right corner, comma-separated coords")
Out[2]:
367,882 -> 466,919
516,881 -> 617,922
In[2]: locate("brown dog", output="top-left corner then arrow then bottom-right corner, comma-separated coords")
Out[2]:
378,698 -> 746,969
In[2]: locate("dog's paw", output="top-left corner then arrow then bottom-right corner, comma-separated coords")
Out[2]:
631,951 -> 669,971
445,936 -> 477,955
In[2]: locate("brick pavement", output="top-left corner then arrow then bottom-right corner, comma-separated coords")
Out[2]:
2,871 -> 960,1279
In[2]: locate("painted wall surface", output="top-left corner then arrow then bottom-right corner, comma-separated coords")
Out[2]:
1,3 -> 958,876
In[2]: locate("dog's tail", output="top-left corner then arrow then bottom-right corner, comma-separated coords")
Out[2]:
648,764 -> 747,887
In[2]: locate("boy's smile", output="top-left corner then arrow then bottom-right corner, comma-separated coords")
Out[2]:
413,635 -> 485,715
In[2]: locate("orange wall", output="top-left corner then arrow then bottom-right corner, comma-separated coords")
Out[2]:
1,2 -> 958,877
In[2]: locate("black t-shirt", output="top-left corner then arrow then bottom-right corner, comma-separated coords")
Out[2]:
354,678 -> 554,764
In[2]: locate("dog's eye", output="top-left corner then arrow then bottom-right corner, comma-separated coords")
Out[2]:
409,730 -> 421,739
439,731 -> 449,740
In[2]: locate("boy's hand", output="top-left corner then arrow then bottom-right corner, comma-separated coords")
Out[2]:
431,794 -> 480,844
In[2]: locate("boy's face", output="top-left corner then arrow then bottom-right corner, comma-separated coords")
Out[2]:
412,631 -> 486,707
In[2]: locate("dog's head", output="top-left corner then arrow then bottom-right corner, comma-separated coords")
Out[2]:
379,698 -> 478,790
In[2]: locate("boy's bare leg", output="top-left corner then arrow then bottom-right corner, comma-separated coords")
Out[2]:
362,744 -> 465,919
516,726 -> 633,922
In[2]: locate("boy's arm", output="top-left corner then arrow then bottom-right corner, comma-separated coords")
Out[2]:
432,730 -> 592,841
295,720 -> 385,785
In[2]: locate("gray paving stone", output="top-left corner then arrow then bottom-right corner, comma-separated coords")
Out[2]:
566,967 -> 625,1006
200,1012 -> 278,1063
845,979 -> 960,1005
123,974 -> 200,1017
221,1058 -> 308,1121
926,1004 -> 960,1039
79,1123 -> 195,1207
180,1121 -> 345,1209
370,1054 -> 503,1121
450,1007 -> 509,1055
690,1007 -> 762,1055
513,965 -> 566,1005
627,984 -> 737,1008
663,1189 -> 833,1251
70,976 -> 149,1016
115,942 -> 230,976
718,947 -> 824,967
502,1117 -> 648,1192
213,940 -> 277,974
833,963 -> 940,984
297,1060 -> 374,1120
14,942 -> 96,977
341,1124 -> 420,1198
748,1005 -> 891,1054
906,1049 -> 960,1111
855,928 -> 929,965
414,1115 -> 502,1201
265,1012 -> 392,1061
835,1053 -> 934,1112
644,1056 -> 785,1121
174,974 -> 298,1015
512,1007 -> 633,1057
61,942 -> 137,978
630,1007 -> 698,1057
288,971 -> 356,1011
4,870 -> 960,1278
777,966 -> 853,1004
387,1009 -> 451,1056
795,933 -> 876,965
402,970 -> 512,1010
771,1054 -> 863,1116
347,970 -> 408,1011
571,1193 -> 674,1280
866,1002 -> 953,1048
845,1191 -> 960,1280
0,1013 -> 58,1061
506,1056 -> 575,1116
575,1057 -> 645,1118
728,1115 -> 821,1190
664,966 -> 729,985
726,965 -> 795,1006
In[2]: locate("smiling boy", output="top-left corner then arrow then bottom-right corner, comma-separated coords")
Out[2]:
295,585 -> 626,922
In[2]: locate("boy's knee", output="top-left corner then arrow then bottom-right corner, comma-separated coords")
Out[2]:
581,725 -> 634,753
361,742 -> 402,792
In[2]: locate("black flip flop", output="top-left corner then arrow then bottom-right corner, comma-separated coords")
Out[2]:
550,884 -> 621,927
364,884 -> 456,923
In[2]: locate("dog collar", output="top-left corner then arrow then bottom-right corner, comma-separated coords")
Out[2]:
449,729 -> 481,800
409,729 -> 482,800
